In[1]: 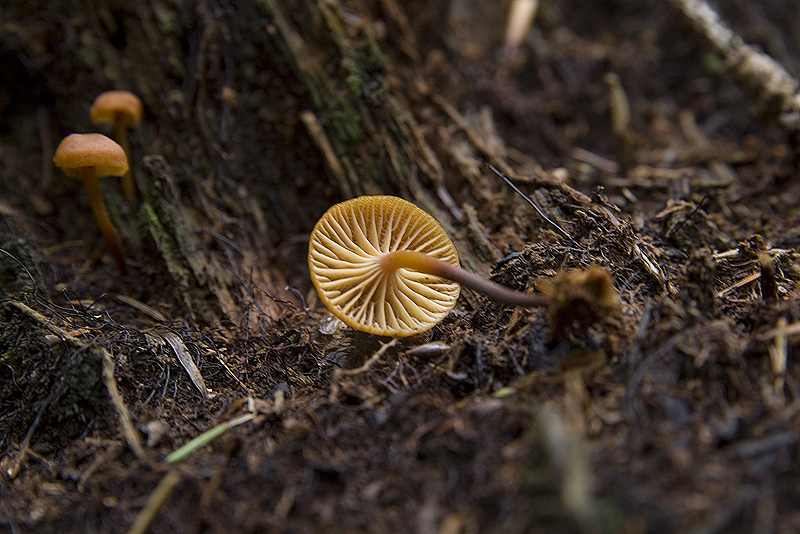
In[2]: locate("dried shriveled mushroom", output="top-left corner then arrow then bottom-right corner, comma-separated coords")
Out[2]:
308,195 -> 548,337
54,133 -> 129,275
90,90 -> 142,203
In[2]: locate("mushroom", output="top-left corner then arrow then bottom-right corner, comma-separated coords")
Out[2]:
54,133 -> 129,276
90,90 -> 142,203
308,195 -> 548,336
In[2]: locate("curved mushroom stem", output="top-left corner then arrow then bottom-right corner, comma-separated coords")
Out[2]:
78,167 -> 128,276
380,250 -> 547,307
114,119 -> 137,204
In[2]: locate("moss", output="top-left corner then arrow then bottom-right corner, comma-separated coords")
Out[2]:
139,201 -> 192,291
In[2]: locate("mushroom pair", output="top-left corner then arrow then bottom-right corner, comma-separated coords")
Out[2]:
52,91 -> 142,276
309,195 -> 615,337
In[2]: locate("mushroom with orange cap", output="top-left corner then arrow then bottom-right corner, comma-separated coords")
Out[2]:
90,90 -> 142,203
308,195 -> 550,337
54,133 -> 129,276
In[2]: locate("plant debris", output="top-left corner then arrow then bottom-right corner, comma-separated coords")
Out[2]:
2,1 -> 800,533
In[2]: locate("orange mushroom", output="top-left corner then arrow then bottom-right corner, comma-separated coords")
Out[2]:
90,90 -> 142,203
54,133 -> 129,276
308,196 -> 548,336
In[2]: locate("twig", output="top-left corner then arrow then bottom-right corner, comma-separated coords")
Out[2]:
126,470 -> 182,534
768,317 -> 788,400
6,384 -> 63,479
668,0 -> 800,135
431,94 -> 511,175
329,338 -> 398,401
300,110 -> 353,197
537,406 -> 598,530
504,0 -> 539,50
115,295 -> 168,322
570,148 -> 620,174
716,271 -> 760,299
759,319 -> 800,342
102,348 -> 144,458
604,73 -> 631,136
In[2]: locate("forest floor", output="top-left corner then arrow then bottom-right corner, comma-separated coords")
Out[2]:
1,1 -> 800,533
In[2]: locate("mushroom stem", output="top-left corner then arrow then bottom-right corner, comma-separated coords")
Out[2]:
78,167 -> 128,276
114,118 -> 136,204
379,250 -> 547,307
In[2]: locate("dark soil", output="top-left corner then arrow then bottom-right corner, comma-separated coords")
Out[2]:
2,1 -> 800,533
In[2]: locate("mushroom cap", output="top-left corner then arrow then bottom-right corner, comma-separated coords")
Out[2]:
53,133 -> 129,178
90,90 -> 143,128
309,195 -> 461,337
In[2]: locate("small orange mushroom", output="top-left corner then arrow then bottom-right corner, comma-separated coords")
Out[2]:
54,133 -> 129,276
308,196 -> 548,337
90,90 -> 142,203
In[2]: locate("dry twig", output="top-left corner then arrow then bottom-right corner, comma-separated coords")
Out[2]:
668,0 -> 800,135
329,338 -> 398,401
102,348 -> 145,457
126,470 -> 182,534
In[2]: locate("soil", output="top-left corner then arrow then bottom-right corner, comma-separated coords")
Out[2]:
2,1 -> 800,533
